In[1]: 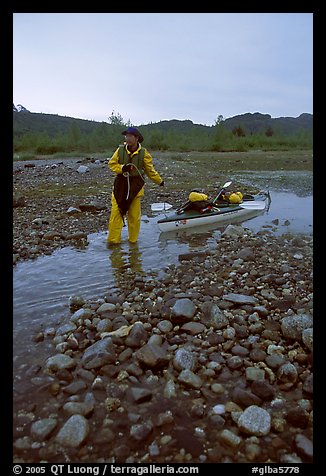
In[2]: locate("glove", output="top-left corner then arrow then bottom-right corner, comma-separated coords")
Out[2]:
122,164 -> 132,173
159,180 -> 164,186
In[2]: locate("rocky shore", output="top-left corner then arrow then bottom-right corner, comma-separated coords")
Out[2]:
13,223 -> 313,463
13,155 -> 313,464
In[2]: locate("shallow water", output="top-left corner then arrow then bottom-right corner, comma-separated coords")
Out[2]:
13,188 -> 312,369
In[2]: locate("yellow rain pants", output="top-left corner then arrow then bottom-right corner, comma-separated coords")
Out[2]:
108,192 -> 142,244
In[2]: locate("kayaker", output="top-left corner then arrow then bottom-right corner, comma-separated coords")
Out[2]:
107,127 -> 164,245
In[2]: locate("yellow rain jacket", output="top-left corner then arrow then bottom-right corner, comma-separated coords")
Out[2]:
108,144 -> 163,196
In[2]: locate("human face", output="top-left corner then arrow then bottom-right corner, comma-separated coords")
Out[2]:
125,134 -> 138,149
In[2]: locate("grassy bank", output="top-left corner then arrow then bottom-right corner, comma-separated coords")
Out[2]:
14,150 -> 313,200
14,149 -> 313,171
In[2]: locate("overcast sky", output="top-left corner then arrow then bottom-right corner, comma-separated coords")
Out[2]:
13,12 -> 313,126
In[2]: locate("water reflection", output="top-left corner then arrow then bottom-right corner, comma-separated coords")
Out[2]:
108,242 -> 144,284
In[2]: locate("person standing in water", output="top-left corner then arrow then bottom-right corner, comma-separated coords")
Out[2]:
107,127 -> 164,245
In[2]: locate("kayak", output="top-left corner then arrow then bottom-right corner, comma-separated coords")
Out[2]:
157,191 -> 270,233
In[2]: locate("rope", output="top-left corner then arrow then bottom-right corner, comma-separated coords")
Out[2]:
122,162 -> 145,201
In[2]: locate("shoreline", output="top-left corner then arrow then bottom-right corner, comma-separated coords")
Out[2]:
14,228 -> 313,464
13,152 -> 313,463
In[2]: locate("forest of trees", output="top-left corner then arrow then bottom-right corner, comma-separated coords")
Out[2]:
13,110 -> 313,158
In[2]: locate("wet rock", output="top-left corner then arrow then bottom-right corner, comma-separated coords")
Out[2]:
56,322 -> 77,336
281,313 -> 313,340
112,316 -> 129,330
280,454 -> 303,463
70,308 -> 93,323
277,363 -> 298,384
222,224 -> 246,237
55,414 -> 89,447
178,369 -> 203,389
265,354 -> 285,369
65,231 -> 88,241
219,429 -> 242,448
77,165 -> 89,173
93,428 -> 115,444
30,418 -> 57,441
63,380 -> 87,395
180,322 -> 206,335
294,434 -> 313,461
227,356 -> 243,369
245,442 -> 262,461
106,382 -> 126,399
157,320 -> 173,333
223,292 -> 258,305
251,380 -> 276,401
14,436 -> 32,451
63,402 -> 94,417
96,302 -> 116,314
68,295 -> 86,311
249,348 -> 267,362
171,298 -> 196,322
130,422 -> 153,441
135,343 -> 169,369
212,404 -> 226,415
238,405 -> 271,436
232,388 -> 262,408
270,297 -> 296,312
209,414 -> 225,429
45,354 -> 76,373
124,362 -> 143,378
252,306 -> 269,317
232,323 -> 249,338
237,247 -> 255,260
163,379 -> 177,398
200,302 -> 229,329
303,374 -> 313,394
96,319 -> 113,333
125,322 -> 148,347
130,387 -> 153,403
231,344 -> 250,357
302,328 -> 313,352
173,348 -> 197,371
81,337 -> 116,369
245,367 -> 265,381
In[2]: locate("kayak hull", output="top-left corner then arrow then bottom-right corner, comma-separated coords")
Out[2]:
157,193 -> 269,233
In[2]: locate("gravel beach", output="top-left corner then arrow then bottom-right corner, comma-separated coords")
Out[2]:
13,155 -> 313,464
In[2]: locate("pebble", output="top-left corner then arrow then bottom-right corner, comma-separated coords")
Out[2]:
238,405 -> 271,436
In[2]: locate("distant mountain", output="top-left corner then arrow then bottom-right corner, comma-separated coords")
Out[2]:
13,105 -> 313,138
222,112 -> 313,135
13,104 -> 99,137
13,103 -> 30,113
